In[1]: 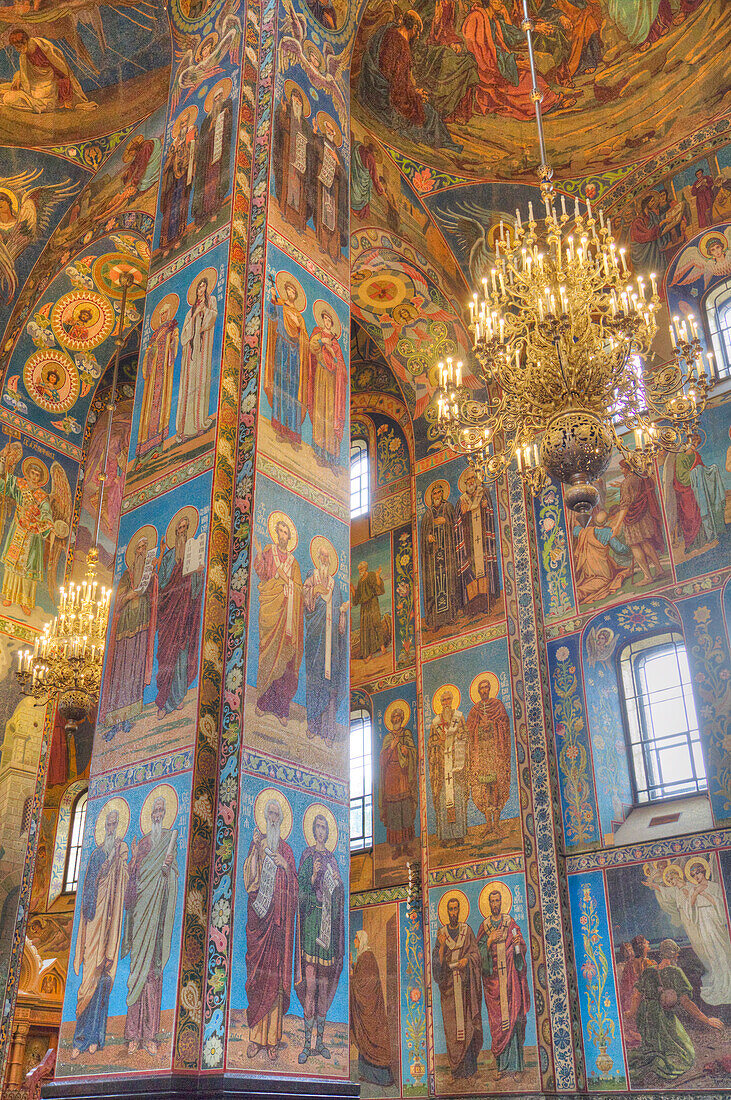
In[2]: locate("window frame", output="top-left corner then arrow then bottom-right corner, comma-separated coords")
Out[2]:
703,275 -> 731,381
62,788 -> 88,895
618,630 -> 707,807
350,435 -> 369,519
349,704 -> 373,852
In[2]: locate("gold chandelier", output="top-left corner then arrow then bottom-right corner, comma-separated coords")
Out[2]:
16,269 -> 137,719
433,2 -> 710,521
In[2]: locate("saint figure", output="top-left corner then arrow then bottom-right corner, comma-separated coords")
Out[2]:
466,678 -> 511,837
243,797 -> 297,1060
428,688 -> 469,845
432,896 -> 483,1079
176,275 -> 217,441
307,303 -> 347,467
572,509 -> 631,604
455,470 -> 500,616
192,86 -> 233,228
351,560 -> 386,663
264,276 -> 309,444
71,807 -> 129,1058
378,703 -> 417,856
159,118 -> 195,254
691,168 -> 715,228
350,929 -> 394,1085
0,455 -> 54,615
122,796 -> 179,1056
155,512 -> 204,716
273,86 -> 313,231
303,541 -> 348,743
254,516 -> 303,724
615,460 -> 666,584
421,482 -> 461,633
312,116 -> 348,265
477,889 -> 530,1075
137,301 -> 179,459
0,29 -> 96,112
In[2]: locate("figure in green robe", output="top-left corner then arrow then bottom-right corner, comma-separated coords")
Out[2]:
351,560 -> 386,662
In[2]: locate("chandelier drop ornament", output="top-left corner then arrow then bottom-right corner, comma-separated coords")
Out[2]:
433,1 -> 710,523
16,270 -> 138,719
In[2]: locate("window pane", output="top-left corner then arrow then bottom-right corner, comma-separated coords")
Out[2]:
351,439 -> 369,518
350,707 -> 372,849
64,790 -> 88,893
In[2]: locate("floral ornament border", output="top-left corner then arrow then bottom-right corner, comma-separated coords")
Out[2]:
576,880 -> 624,1086
534,481 -> 574,621
566,829 -> 731,873
549,638 -> 599,850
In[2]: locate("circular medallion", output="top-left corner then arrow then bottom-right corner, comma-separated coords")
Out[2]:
92,252 -> 148,300
23,349 -> 79,414
51,291 -> 114,352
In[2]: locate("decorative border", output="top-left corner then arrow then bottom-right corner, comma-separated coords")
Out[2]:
566,828 -> 731,873
88,749 -> 195,798
351,884 -> 408,908
120,451 -> 215,512
243,750 -> 348,803
256,452 -> 348,523
427,853 -> 524,886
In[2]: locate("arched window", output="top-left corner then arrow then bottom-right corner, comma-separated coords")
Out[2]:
63,789 -> 88,893
350,436 -> 369,518
704,276 -> 731,379
350,706 -> 373,850
619,632 -> 706,803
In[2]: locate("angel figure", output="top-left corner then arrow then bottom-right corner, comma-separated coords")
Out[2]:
0,452 -> 71,614
585,625 -> 618,668
670,228 -> 731,291
171,2 -> 241,110
279,0 -> 346,117
432,198 -> 517,286
0,171 -> 81,301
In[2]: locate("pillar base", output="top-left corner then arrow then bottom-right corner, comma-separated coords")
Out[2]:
43,1075 -> 360,1100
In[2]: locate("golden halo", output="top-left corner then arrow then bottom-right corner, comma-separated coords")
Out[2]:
355,271 -> 409,311
315,110 -> 343,148
437,888 -> 469,927
21,456 -> 49,486
274,270 -> 306,312
432,683 -> 460,715
166,505 -> 199,549
486,221 -> 515,250
283,78 -> 311,116
303,803 -> 337,850
312,299 -> 342,339
469,672 -> 500,704
51,290 -> 114,353
384,698 -> 411,730
253,787 -> 293,840
309,534 -> 338,575
94,796 -> 130,846
195,31 -> 218,61
150,292 -> 179,331
479,880 -> 513,918
204,76 -> 232,115
425,479 -> 450,507
457,466 -> 484,494
266,510 -> 297,552
662,863 -> 685,886
174,105 -> 199,133
303,41 -> 324,72
124,523 -> 158,570
0,187 -> 18,217
140,783 -> 178,835
684,855 -> 711,881
187,267 -> 218,306
699,231 -> 727,259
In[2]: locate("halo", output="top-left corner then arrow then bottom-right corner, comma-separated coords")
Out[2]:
274,270 -> 306,313
204,76 -> 232,115
174,105 -> 199,133
253,787 -> 293,840
312,299 -> 342,338
140,783 -> 178,835
310,534 -> 338,575
469,672 -> 500,704
662,863 -> 685,886
195,31 -> 218,61
150,292 -> 179,331
303,803 -> 338,850
266,510 -> 297,552
166,505 -> 199,549
315,110 -> 343,148
24,348 -> 79,414
698,231 -> 727,259
437,888 -> 469,927
51,290 -> 114,352
0,187 -> 19,217
21,456 -> 49,486
384,698 -> 411,730
187,267 -> 218,306
457,467 -> 484,494
283,78 -> 311,116
431,683 -> 460,715
303,41 -> 324,72
425,479 -> 450,507
93,796 -> 130,846
684,855 -> 711,881
478,880 -> 513,918
124,523 -> 158,570
486,220 -> 515,250
688,425 -> 706,448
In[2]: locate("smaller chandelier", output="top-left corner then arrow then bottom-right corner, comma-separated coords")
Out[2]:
433,4 -> 710,519
17,550 -> 111,721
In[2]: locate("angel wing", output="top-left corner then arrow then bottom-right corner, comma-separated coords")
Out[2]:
670,247 -> 708,289
281,0 -> 307,41
15,179 -> 82,251
47,461 -> 73,602
0,441 -> 23,475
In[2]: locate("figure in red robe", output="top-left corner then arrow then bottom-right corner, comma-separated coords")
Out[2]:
155,513 -> 204,716
477,888 -> 530,1075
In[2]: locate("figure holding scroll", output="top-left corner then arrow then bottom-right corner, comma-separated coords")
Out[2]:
428,686 -> 469,845
476,883 -> 530,1078
243,790 -> 297,1060
432,891 -> 483,1081
155,506 -> 205,717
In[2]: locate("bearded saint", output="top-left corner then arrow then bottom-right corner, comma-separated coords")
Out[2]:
122,797 -> 179,1056
350,929 -> 393,1085
428,690 -> 469,845
455,472 -> 500,616
0,30 -> 96,112
254,519 -> 304,723
243,798 -> 297,1058
477,890 -> 530,1075
432,896 -> 483,1079
71,809 -> 129,1058
466,679 -> 511,837
155,516 -> 204,716
421,484 -> 461,632
379,705 -> 417,855
137,302 -> 178,459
